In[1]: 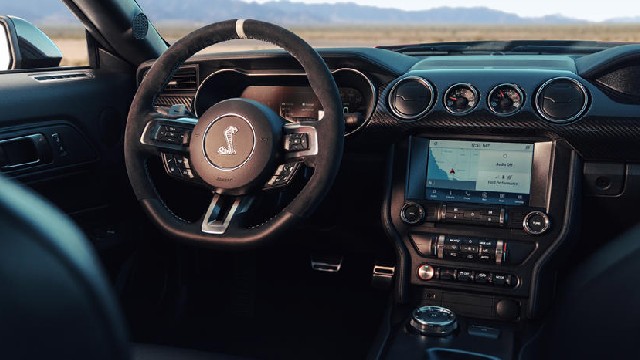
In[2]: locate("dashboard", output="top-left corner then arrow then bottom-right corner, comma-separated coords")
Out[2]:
138,45 -> 640,323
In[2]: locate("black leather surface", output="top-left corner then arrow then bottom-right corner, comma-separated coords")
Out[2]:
134,344 -> 250,360
0,174 -> 130,360
545,224 -> 640,359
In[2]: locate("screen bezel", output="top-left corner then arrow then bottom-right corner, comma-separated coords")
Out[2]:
405,136 -> 553,209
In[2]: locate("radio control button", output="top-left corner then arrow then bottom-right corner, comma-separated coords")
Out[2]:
460,245 -> 479,253
479,254 -> 494,262
462,253 -> 477,261
401,202 -> 426,225
440,268 -> 457,281
457,270 -> 474,282
492,273 -> 515,287
444,251 -> 460,259
523,211 -> 550,235
475,272 -> 491,284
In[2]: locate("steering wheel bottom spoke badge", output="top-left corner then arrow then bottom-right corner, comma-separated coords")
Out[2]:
202,194 -> 253,234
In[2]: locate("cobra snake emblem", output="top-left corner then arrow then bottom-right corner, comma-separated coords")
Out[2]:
217,126 -> 238,155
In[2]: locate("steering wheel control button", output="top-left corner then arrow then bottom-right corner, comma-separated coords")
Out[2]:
523,211 -> 550,235
388,77 -> 435,120
284,133 -> 309,151
266,162 -> 301,188
401,202 -> 426,225
155,124 -> 190,145
409,306 -> 458,336
417,264 -> 437,281
161,153 -> 194,179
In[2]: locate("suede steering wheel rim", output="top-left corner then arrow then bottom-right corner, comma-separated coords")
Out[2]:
124,19 -> 344,247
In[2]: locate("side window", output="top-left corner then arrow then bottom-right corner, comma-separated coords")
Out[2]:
2,0 -> 88,69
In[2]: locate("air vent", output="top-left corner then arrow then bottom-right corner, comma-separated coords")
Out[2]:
164,65 -> 199,92
535,77 -> 589,124
388,76 -> 435,120
32,71 -> 93,82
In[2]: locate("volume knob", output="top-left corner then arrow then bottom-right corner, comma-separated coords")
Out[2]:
523,211 -> 550,235
401,202 -> 426,225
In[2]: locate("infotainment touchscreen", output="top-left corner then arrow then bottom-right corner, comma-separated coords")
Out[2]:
425,140 -> 534,206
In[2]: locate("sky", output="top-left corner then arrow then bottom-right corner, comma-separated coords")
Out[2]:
252,0 -> 640,22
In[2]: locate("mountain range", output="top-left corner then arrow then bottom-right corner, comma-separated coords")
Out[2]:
3,0 -> 637,25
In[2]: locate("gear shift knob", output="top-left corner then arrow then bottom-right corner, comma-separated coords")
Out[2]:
409,306 -> 458,336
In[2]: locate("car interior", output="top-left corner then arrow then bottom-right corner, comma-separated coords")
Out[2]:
2,1 -> 640,359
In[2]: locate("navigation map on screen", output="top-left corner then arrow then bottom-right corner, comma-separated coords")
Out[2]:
425,140 -> 534,206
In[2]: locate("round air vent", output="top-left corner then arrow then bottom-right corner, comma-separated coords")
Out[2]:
388,76 -> 435,120
535,77 -> 589,123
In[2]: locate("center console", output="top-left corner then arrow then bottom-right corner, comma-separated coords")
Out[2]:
379,134 -> 580,359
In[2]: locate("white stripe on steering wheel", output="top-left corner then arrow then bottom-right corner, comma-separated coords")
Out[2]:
235,19 -> 247,39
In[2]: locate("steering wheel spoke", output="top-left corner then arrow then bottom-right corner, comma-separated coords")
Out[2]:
201,193 -> 255,235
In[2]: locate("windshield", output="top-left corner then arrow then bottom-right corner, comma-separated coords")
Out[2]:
135,0 -> 640,53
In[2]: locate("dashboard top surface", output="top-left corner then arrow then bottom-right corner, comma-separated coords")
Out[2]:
139,46 -> 640,162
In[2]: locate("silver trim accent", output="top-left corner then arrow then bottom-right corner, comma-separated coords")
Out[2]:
436,235 -> 445,259
333,68 -> 377,136
201,194 -> 242,235
534,77 -> 590,124
496,240 -> 505,265
283,123 -> 319,159
410,306 -> 458,336
235,19 -> 247,39
417,264 -> 435,281
201,113 -> 256,171
0,134 -> 46,168
487,83 -> 525,117
443,83 -> 479,116
310,255 -> 343,273
400,202 -> 425,225
31,71 -> 94,83
499,208 -> 506,226
387,76 -> 436,121
522,210 -> 551,235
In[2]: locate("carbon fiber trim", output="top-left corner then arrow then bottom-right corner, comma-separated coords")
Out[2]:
154,95 -> 194,108
363,81 -> 640,162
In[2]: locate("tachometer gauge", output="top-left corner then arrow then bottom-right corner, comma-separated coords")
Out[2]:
444,83 -> 479,115
488,84 -> 525,116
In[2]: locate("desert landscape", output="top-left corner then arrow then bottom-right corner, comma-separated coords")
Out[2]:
45,24 -> 640,67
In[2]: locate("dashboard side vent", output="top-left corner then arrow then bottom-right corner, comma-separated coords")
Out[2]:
164,65 -> 199,92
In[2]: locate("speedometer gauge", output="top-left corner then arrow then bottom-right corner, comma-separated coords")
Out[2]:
444,83 -> 479,115
488,84 -> 525,116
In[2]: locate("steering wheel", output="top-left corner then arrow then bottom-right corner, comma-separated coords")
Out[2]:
124,19 -> 344,247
